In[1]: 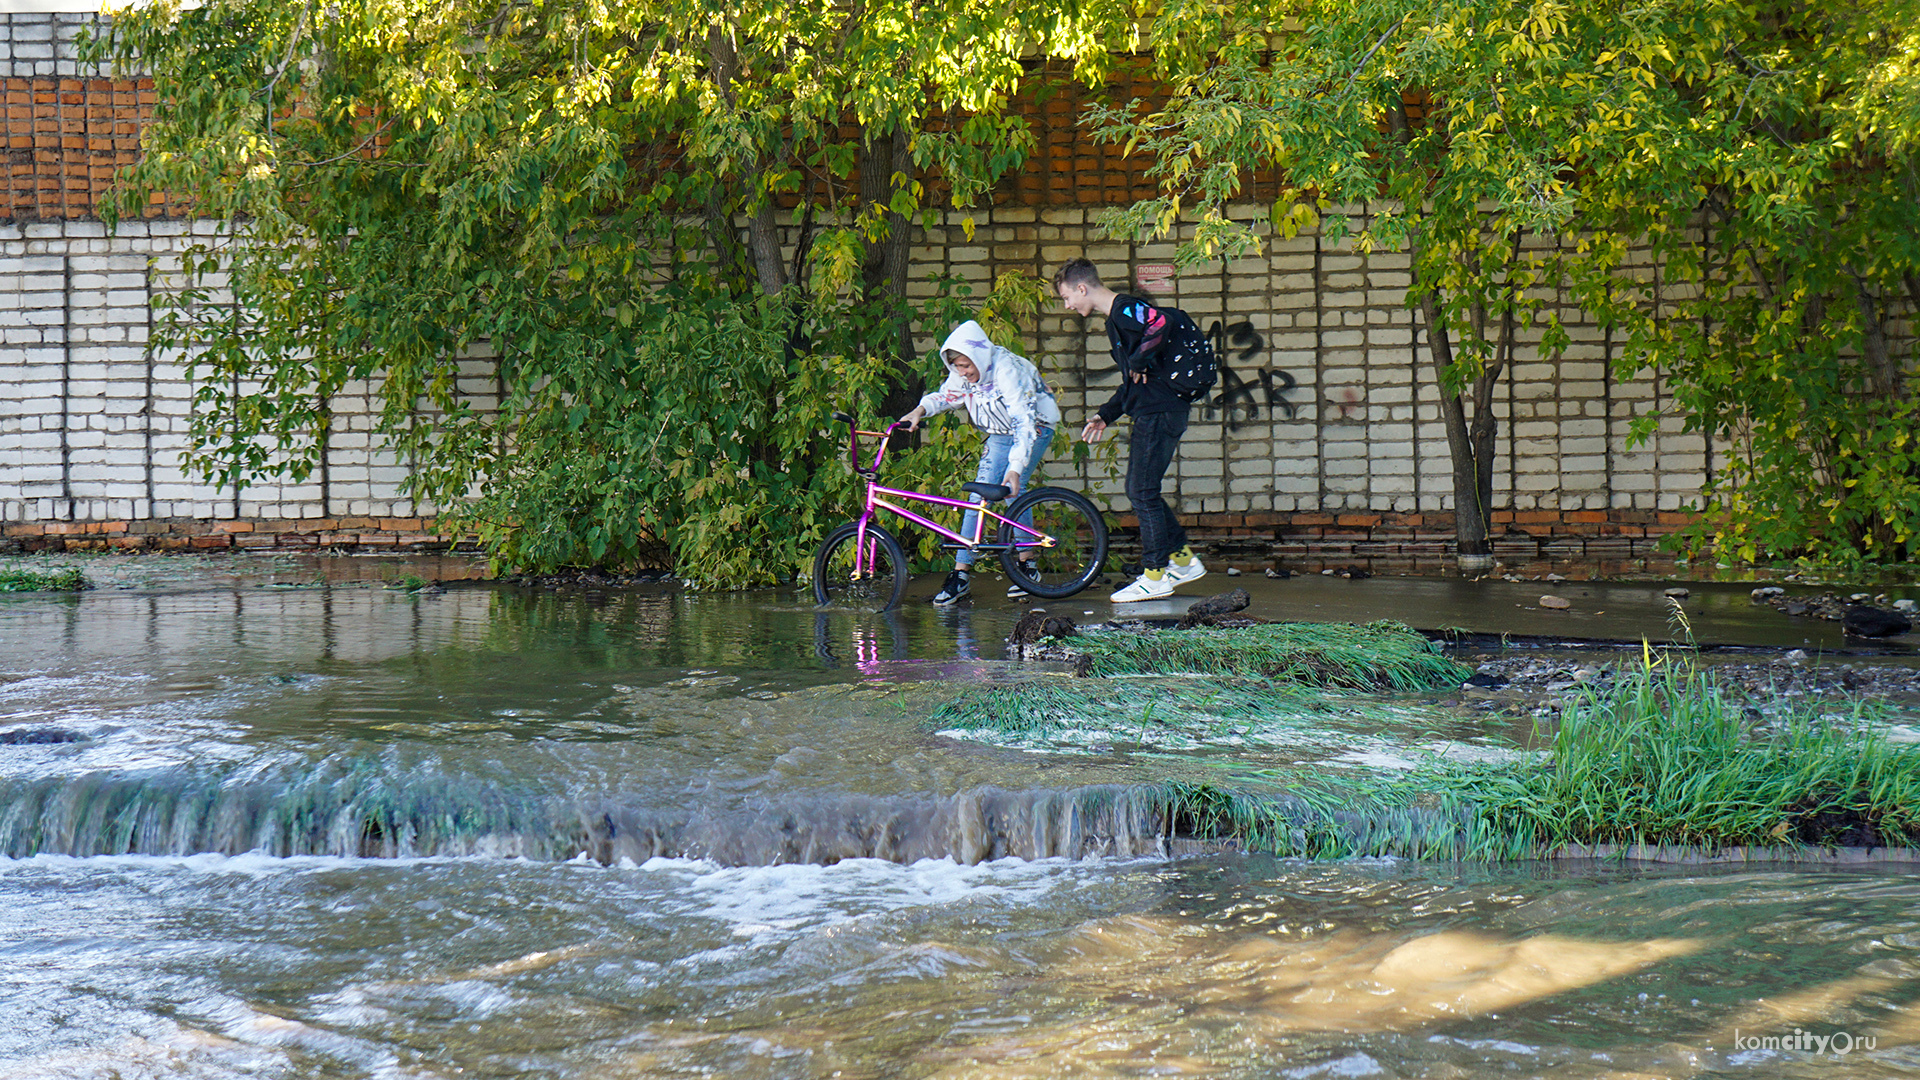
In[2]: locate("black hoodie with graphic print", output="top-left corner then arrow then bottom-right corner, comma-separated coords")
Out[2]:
1096,293 -> 1187,423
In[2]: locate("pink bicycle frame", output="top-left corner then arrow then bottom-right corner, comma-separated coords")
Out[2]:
841,419 -> 1056,579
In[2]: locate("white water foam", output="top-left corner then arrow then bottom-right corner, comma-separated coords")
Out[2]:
1283,1051 -> 1384,1078
628,854 -> 1107,945
0,851 -> 480,877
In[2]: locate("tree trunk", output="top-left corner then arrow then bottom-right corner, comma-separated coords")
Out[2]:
860,124 -> 920,420
707,24 -> 788,297
1418,291 -> 1493,557
1850,273 -> 1896,396
1391,101 -> 1498,563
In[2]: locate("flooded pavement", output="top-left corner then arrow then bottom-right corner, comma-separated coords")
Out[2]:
1,554 -> 1919,1078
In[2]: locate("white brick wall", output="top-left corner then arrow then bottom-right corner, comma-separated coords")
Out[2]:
0,11 -> 104,78
901,206 -> 1709,521
0,220 -> 423,522
0,209 -> 1722,529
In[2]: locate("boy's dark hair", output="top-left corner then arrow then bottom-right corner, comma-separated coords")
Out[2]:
1052,258 -> 1102,292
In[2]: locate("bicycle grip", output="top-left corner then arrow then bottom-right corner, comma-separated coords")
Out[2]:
831,411 -> 854,426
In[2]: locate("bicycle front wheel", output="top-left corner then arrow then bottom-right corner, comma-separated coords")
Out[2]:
998,487 -> 1109,599
812,522 -> 909,611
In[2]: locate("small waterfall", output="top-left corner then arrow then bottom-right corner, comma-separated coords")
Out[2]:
0,757 -> 1192,865
0,758 -> 559,859
2,760 -> 1479,864
578,784 -> 1180,866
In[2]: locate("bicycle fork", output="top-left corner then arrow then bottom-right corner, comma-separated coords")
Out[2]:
852,500 -> 879,580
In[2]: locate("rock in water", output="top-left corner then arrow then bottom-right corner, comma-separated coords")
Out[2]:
1184,588 -> 1251,618
1538,595 -> 1572,610
1843,606 -> 1912,638
1265,567 -> 1292,579
1175,588 -> 1260,630
1008,610 -> 1078,646
1662,587 -> 1690,599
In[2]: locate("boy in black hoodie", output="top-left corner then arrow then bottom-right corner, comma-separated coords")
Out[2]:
1054,258 -> 1206,602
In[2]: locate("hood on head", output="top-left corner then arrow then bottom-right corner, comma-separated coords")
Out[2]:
939,320 -> 997,377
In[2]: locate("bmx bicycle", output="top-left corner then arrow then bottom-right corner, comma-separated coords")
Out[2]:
811,412 -> 1109,611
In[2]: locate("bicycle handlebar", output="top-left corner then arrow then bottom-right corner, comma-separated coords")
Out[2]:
834,411 -> 905,480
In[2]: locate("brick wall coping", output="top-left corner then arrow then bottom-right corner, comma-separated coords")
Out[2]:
0,509 -> 1696,559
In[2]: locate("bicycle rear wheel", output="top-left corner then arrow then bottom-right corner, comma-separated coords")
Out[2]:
998,487 -> 1109,599
812,522 -> 909,611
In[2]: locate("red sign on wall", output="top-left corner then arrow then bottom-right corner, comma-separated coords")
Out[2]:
1135,263 -> 1176,294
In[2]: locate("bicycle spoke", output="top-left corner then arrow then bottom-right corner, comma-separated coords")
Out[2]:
813,523 -> 907,611
999,489 -> 1107,599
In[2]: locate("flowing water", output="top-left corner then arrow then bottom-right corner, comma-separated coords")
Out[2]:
2,560 -> 1918,1078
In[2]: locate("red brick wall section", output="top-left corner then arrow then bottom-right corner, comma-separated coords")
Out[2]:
0,510 -> 1692,559
3,77 -> 155,221
0,517 -> 482,554
2,63 -> 1279,220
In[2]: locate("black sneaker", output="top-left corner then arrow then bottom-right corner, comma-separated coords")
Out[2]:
932,570 -> 971,605
1007,561 -> 1036,598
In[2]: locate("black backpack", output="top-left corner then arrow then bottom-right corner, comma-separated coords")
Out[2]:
1155,306 -> 1218,403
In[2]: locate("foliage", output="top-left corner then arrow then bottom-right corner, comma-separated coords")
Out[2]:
1067,621 -> 1472,688
1091,0 -> 1634,553
1566,0 -> 1920,565
88,0 -> 1133,583
0,567 -> 92,593
1093,0 -> 1919,562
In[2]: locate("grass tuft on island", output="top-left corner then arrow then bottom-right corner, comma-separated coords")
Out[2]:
1153,662 -> 1920,859
1072,620 -> 1472,690
929,678 -> 1318,739
0,567 -> 92,593
1449,661 -> 1920,852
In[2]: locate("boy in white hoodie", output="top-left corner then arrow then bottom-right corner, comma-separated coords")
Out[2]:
900,321 -> 1061,604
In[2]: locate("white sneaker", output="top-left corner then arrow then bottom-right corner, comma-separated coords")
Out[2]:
1110,573 -> 1176,603
1165,556 -> 1207,585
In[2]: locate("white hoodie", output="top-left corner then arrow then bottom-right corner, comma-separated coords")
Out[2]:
917,321 -> 1062,476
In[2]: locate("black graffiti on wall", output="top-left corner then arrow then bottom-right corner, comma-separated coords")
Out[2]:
1206,319 -> 1298,428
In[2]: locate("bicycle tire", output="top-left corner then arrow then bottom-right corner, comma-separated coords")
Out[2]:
997,487 -> 1109,599
812,521 -> 909,611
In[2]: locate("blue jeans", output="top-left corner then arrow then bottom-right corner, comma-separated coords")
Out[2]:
956,426 -> 1052,569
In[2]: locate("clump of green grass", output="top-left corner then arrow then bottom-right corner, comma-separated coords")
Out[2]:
1146,663 -> 1920,860
927,678 -> 1324,740
1073,621 -> 1471,690
0,567 -> 92,593
1437,663 -> 1920,852
1151,778 -> 1501,860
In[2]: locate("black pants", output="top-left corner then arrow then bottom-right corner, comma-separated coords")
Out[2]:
1125,408 -> 1189,571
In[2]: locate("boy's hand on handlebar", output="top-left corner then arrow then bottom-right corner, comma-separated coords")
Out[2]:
899,406 -> 926,432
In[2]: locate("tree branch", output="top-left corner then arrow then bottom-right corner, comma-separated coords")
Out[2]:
1340,13 -> 1410,98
